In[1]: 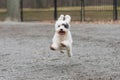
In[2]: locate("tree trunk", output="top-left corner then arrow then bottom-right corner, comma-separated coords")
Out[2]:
6,0 -> 21,21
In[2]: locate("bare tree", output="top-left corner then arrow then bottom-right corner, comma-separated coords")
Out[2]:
6,0 -> 21,21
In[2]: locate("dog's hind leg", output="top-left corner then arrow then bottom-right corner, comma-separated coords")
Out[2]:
67,46 -> 72,57
60,50 -> 64,53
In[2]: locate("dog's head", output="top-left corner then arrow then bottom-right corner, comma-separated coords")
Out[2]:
55,15 -> 71,35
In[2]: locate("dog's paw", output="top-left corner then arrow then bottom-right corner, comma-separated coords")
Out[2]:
50,46 -> 56,50
60,42 -> 66,47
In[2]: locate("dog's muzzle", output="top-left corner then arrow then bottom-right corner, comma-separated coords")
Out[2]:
58,29 -> 66,35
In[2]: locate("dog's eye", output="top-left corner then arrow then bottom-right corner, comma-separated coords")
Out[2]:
62,23 -> 69,29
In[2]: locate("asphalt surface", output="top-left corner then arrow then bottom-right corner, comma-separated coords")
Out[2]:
0,22 -> 120,80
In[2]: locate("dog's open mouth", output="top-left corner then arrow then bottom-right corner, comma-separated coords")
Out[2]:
58,31 -> 66,35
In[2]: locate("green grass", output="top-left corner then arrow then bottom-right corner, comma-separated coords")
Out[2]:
0,6 -> 120,21
23,5 -> 120,11
0,12 -> 7,21
23,6 -> 115,11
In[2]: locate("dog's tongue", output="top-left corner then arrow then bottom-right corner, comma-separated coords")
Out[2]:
59,31 -> 65,35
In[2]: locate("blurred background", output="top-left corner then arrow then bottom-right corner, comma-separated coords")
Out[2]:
0,0 -> 120,22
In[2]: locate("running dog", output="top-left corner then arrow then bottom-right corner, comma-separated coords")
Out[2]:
50,15 -> 73,57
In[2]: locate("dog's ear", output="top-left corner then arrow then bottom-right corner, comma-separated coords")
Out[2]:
58,14 -> 65,21
65,15 -> 71,23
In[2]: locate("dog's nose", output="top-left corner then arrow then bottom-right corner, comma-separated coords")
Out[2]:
60,29 -> 63,31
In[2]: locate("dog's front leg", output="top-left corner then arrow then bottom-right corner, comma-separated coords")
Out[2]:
60,40 -> 69,47
50,43 -> 59,50
67,45 -> 72,57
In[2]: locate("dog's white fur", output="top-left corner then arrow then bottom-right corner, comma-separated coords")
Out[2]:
50,15 -> 73,57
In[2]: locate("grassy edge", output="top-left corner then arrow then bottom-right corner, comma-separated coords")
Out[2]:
0,6 -> 120,12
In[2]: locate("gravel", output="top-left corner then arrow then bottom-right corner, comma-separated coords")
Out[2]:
0,22 -> 120,80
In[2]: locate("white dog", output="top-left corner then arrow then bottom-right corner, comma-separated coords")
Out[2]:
50,15 -> 73,57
